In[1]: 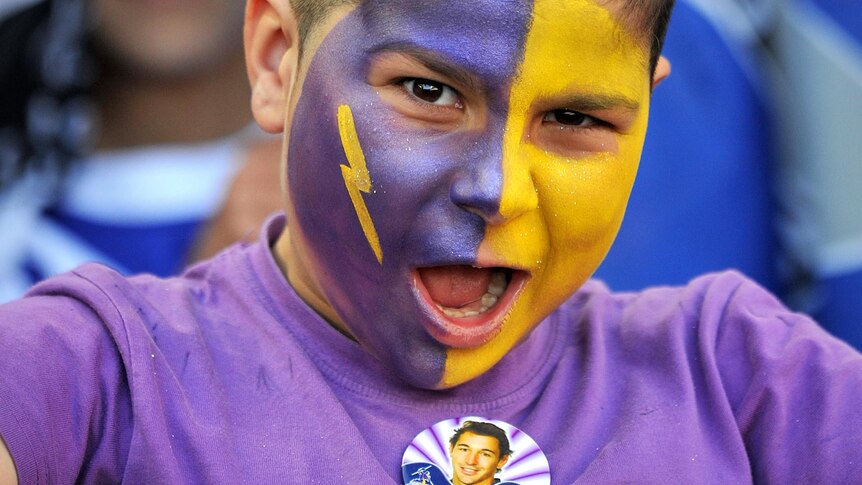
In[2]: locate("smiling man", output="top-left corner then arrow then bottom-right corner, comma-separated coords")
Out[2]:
1,0 -> 862,483
448,422 -> 511,485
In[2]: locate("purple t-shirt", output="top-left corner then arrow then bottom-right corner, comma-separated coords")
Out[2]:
1,216 -> 861,484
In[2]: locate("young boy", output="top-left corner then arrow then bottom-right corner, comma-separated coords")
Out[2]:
1,0 -> 860,483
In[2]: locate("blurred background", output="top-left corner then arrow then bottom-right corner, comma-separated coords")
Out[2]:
0,0 -> 859,349
594,0 -> 862,350
600,0 -> 777,293
0,0 -> 281,300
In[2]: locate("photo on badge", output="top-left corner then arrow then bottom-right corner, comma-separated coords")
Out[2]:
402,417 -> 550,485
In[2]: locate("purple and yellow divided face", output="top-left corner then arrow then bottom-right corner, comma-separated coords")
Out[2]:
283,0 -> 654,388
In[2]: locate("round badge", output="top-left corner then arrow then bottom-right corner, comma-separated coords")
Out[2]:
402,417 -> 550,485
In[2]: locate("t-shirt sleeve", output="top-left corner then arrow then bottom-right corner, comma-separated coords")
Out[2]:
0,278 -> 131,484
714,274 -> 862,483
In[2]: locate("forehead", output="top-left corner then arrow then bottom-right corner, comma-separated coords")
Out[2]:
356,0 -> 533,85
455,432 -> 500,451
329,0 -> 646,84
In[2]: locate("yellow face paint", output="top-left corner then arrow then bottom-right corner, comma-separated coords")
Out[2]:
338,104 -> 384,264
443,0 -> 652,386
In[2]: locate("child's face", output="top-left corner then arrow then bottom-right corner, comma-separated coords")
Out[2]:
281,0 -> 654,388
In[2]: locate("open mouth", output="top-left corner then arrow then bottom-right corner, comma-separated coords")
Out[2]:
412,264 -> 528,348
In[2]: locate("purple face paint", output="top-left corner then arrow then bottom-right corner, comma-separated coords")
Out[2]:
285,0 -> 532,388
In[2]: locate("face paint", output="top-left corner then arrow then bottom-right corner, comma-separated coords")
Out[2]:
338,105 -> 383,264
281,0 -> 651,389
443,0 -> 652,386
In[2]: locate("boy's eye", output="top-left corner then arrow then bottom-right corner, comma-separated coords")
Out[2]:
543,109 -> 597,127
402,78 -> 461,107
532,106 -> 619,156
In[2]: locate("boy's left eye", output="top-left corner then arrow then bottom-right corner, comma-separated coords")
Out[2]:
402,78 -> 461,107
542,109 -> 598,127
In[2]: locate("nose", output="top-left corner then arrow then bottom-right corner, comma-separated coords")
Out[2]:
449,145 -> 537,225
465,451 -> 480,465
450,163 -> 506,225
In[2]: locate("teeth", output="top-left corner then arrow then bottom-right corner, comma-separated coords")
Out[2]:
436,304 -> 463,318
435,270 -> 509,319
488,271 -> 507,297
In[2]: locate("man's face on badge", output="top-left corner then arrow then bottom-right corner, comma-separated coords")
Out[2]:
450,432 -> 508,485
274,0 -> 662,388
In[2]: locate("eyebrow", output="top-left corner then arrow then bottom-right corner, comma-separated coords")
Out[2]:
557,93 -> 641,113
456,444 -> 498,456
369,42 -> 486,95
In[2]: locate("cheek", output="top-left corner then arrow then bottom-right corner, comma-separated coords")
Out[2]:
537,148 -> 639,255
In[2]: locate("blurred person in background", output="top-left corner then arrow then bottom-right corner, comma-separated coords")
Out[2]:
0,0 -> 281,302
764,0 -> 862,348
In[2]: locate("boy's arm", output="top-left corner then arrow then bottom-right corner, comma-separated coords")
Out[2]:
0,436 -> 17,485
0,278 -> 131,484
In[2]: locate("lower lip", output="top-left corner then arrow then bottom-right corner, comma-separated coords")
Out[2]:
412,269 -> 527,348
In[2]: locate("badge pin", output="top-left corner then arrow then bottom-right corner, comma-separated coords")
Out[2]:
402,417 -> 550,485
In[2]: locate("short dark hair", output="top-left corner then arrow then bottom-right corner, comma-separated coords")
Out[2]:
290,0 -> 360,49
290,0 -> 675,76
449,421 -> 512,459
606,0 -> 676,75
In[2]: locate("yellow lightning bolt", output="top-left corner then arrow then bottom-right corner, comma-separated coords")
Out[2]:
338,104 -> 383,264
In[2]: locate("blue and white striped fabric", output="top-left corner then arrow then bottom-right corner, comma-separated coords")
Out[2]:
595,0 -> 778,292
771,0 -> 862,348
0,129 -> 255,302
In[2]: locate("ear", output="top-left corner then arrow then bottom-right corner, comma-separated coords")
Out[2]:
651,56 -> 671,90
497,454 -> 509,470
244,0 -> 300,133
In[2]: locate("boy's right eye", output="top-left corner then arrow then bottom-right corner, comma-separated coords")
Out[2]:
401,78 -> 462,108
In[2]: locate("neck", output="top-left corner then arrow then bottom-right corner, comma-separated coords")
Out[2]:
274,228 -> 347,330
94,51 -> 252,150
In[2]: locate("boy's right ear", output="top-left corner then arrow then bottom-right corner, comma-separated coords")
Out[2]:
244,0 -> 300,134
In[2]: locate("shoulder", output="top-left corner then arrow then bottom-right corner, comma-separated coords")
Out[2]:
576,270 -> 802,326
0,264 -> 137,483
559,270 -> 859,379
551,272 -> 862,481
561,270 -> 773,341
0,243 -> 247,364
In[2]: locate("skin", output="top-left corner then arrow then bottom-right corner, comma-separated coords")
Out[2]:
0,435 -> 13,485
449,432 -> 509,485
247,0 -> 670,389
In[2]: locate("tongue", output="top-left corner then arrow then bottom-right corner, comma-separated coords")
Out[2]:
418,265 -> 493,308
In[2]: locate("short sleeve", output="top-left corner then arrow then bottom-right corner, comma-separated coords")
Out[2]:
0,277 -> 131,484
714,275 -> 862,483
